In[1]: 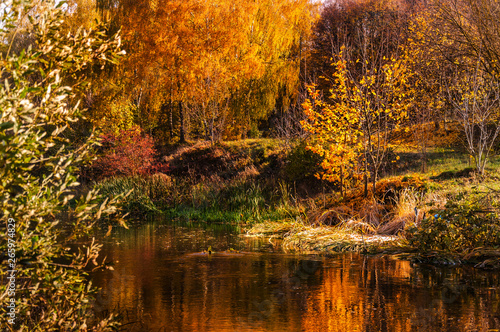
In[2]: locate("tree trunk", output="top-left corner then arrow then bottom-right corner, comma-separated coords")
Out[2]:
179,101 -> 186,143
169,101 -> 174,140
363,172 -> 368,198
372,170 -> 377,195
340,165 -> 344,198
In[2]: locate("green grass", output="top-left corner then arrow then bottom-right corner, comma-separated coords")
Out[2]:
392,146 -> 500,176
96,174 -> 304,223
382,146 -> 500,198
93,138 -> 307,223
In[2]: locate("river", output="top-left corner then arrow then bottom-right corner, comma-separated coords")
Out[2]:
91,222 -> 500,331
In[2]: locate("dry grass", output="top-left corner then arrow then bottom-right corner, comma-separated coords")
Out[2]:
237,165 -> 260,179
304,175 -> 442,237
163,141 -> 211,163
376,188 -> 422,235
358,199 -> 384,227
280,224 -> 402,253
376,188 -> 448,235
246,221 -> 306,236
340,219 -> 377,234
247,221 -> 404,253
151,172 -> 172,185
376,219 -> 406,235
309,207 -> 351,226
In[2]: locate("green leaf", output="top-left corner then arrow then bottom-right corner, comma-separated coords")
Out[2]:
0,122 -> 15,131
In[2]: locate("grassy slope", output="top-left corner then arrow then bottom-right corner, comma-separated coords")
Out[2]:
98,138 -> 307,223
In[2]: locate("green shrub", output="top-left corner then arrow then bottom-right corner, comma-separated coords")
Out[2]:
0,1 -> 125,330
284,140 -> 322,181
406,193 -> 500,252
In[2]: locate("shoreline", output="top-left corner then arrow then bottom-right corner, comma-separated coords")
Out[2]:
246,221 -> 500,270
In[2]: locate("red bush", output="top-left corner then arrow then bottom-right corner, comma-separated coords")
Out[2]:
93,126 -> 157,178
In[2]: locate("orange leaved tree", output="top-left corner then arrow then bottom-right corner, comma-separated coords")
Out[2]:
302,56 -> 363,197
302,46 -> 414,196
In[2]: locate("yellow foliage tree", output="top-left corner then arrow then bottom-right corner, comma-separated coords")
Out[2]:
302,57 -> 363,197
85,0 -> 316,141
303,46 -> 414,196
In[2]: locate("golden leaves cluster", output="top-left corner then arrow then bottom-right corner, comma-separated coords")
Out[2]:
302,45 -> 414,188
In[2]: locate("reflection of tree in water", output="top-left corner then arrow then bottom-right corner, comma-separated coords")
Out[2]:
302,256 -> 500,332
91,225 -> 500,331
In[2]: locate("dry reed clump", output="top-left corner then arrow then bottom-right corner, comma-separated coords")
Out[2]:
237,165 -> 260,180
357,199 -> 385,227
305,177 -> 436,237
375,188 -> 447,235
247,218 -> 404,254
377,188 -> 422,235
306,175 -> 426,229
307,197 -> 385,233
340,219 -> 377,234
376,219 -> 406,235
281,225 -> 339,251
374,175 -> 427,204
309,205 -> 353,226
246,221 -> 306,236
280,224 -> 401,253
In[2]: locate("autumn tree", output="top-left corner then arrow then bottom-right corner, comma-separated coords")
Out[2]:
308,0 -> 409,95
302,57 -> 363,197
431,0 -> 500,77
424,0 -> 500,175
303,46 -> 413,196
83,0 -> 316,142
404,9 -> 450,173
447,58 -> 500,175
227,0 -> 318,139
305,0 -> 414,196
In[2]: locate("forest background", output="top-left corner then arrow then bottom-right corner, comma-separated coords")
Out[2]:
57,0 -> 500,188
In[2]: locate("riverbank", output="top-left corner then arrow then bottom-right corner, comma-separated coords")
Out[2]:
246,220 -> 500,269
93,136 -> 500,269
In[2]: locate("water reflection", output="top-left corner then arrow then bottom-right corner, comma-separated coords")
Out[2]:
91,223 -> 500,331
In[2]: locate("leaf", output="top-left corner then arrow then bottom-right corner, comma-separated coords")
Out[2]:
0,121 -> 15,131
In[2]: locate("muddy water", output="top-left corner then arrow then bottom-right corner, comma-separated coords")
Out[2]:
91,222 -> 500,331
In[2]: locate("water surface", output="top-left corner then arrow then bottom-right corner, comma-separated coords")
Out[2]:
91,222 -> 500,331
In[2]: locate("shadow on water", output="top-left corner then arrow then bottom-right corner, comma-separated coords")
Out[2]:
90,221 -> 500,331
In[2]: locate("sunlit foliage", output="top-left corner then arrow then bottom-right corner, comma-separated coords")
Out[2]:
303,44 -> 413,195
0,1 -> 126,330
82,0 -> 317,141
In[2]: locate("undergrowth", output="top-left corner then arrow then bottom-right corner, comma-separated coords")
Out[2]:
96,174 -> 305,223
407,191 -> 500,252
